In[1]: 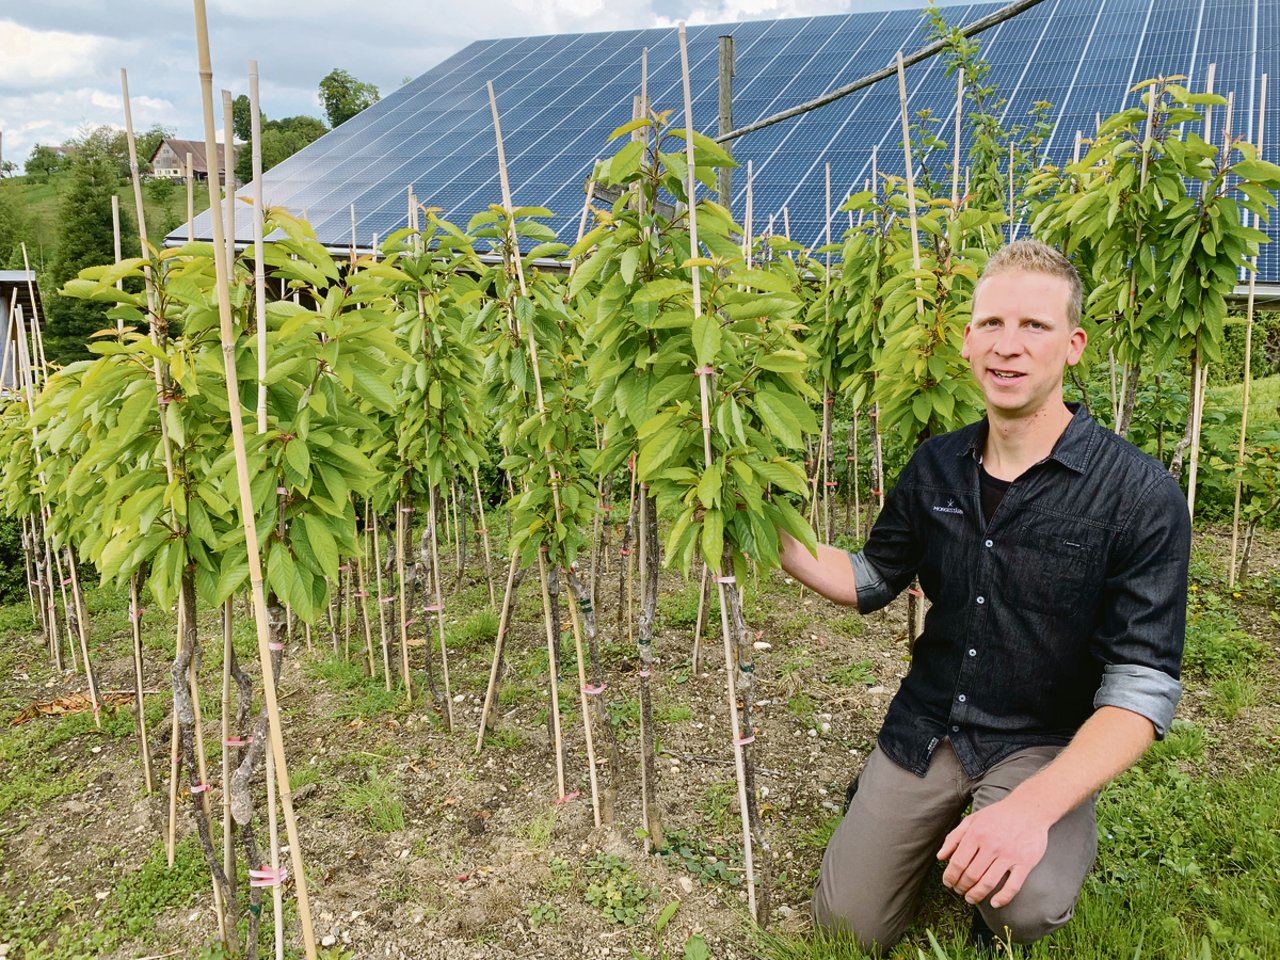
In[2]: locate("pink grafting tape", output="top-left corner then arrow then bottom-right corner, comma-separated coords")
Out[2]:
825,481 -> 839,488
424,603 -> 444,613
353,590 -> 369,598
379,595 -> 396,604
554,791 -> 581,806
401,506 -> 414,513
714,575 -> 736,585
908,587 -> 924,598
638,668 -> 651,679
190,783 -> 210,795
733,734 -> 755,747
224,736 -> 252,747
618,548 -> 631,556
581,683 -> 606,695
61,577 -> 73,586
810,477 -> 819,485
695,365 -> 714,375
476,528 -> 488,534
599,504 -> 614,511
338,564 -> 352,572
268,642 -> 284,652
405,618 -> 419,627
276,486 -> 288,495
824,397 -> 835,405
249,866 -> 288,888
130,608 -> 146,621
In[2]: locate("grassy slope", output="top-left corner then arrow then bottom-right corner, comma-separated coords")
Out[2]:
1,171 -> 212,266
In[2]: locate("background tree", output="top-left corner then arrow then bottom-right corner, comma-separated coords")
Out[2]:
0,190 -> 30,268
318,68 -> 380,128
25,145 -> 66,182
43,130 -> 137,364
234,115 -> 328,183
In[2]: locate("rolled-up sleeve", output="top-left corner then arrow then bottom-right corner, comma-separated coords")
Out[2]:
1091,473 -> 1190,738
851,456 -> 924,614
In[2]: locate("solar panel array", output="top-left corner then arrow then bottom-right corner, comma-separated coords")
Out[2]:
179,0 -> 1280,282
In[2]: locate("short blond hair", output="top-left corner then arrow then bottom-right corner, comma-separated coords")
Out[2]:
976,240 -> 1083,328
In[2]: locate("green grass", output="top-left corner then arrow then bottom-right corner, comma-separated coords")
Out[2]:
337,773 -> 406,832
1209,373 -> 1280,427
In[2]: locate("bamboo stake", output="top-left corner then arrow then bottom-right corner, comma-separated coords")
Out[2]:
222,90 -> 236,271
129,575 -> 155,793
744,159 -> 754,267
475,553 -> 522,750
952,67 -> 964,206
535,551 -> 567,800
679,21 -> 757,921
1188,86 -> 1232,524
395,497 -> 414,707
472,470 -> 496,607
265,747 -> 285,960
371,507 -> 402,694
488,80 -> 599,820
186,153 -> 195,242
64,549 -> 100,728
51,547 -> 78,674
220,599 -> 236,906
1230,73 -> 1267,587
191,3 -> 317,954
355,517 -> 381,683
250,60 -> 268,435
896,51 -> 927,643
111,195 -> 125,332
425,489 -> 454,730
821,162 -> 833,542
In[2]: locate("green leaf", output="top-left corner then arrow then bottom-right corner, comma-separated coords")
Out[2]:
301,514 -> 340,582
753,389 -> 804,449
691,313 -> 721,366
700,508 -> 724,570
284,438 -> 311,477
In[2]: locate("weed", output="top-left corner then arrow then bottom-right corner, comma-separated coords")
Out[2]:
447,609 -> 499,651
824,659 -> 875,687
545,856 -> 575,893
485,727 -> 524,751
290,765 -> 322,790
1209,673 -> 1258,721
308,656 -> 368,690
377,870 -> 416,904
522,807 -> 556,850
787,691 -> 818,729
697,780 -> 737,831
526,900 -> 562,929
338,773 -> 406,832
1182,591 -> 1266,679
798,813 -> 842,852
607,696 -> 640,741
583,853 -> 652,926
655,702 -> 693,724
1146,719 -> 1206,764
658,829 -> 742,887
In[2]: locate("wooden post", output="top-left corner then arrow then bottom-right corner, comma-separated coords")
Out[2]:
717,34 -> 735,208
952,67 -> 964,206
250,60 -> 268,434
1229,73 -> 1267,586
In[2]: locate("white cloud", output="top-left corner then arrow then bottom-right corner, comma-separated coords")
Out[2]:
0,87 -> 176,163
0,20 -> 125,88
658,0 -> 851,25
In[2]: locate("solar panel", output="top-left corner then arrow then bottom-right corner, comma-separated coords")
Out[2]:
175,0 -> 1280,282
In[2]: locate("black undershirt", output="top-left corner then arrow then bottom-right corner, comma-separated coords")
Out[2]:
979,466 -> 1011,526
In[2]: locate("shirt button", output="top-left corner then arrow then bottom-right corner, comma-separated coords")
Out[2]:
984,539 -> 993,548
957,694 -> 967,703
951,725 -> 960,732
968,648 -> 977,657
976,596 -> 985,605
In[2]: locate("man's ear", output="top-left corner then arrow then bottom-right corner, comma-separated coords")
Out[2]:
1065,325 -> 1087,367
960,322 -> 973,360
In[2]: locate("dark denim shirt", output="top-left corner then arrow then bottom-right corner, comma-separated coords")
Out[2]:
851,405 -> 1190,778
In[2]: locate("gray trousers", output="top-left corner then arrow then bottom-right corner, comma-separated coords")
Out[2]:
811,740 -> 1097,953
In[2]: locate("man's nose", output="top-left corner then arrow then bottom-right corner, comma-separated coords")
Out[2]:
993,327 -> 1024,356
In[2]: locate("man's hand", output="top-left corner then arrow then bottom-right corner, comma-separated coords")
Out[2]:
937,795 -> 1051,908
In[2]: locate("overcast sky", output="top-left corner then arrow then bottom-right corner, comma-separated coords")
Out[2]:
0,0 -> 959,170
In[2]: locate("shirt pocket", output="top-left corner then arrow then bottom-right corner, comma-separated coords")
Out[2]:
1007,516 -> 1102,617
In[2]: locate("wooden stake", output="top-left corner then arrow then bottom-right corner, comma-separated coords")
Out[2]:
1230,73 -> 1267,586
472,469 -> 495,607
679,21 -> 757,921
250,60 -> 268,434
475,553 -> 522,751
488,79 -> 600,821
395,497 -> 414,707
371,507 -> 402,695
220,599 -> 236,905
129,575 -> 155,793
186,153 -> 195,242
952,67 -> 964,206
426,488 -> 455,730
64,549 -> 100,728
191,3 -> 317,953
222,90 -> 236,271
111,195 -> 125,331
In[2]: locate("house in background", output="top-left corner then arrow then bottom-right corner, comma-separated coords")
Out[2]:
149,138 -> 236,183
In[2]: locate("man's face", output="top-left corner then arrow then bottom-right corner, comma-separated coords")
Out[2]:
962,269 -> 1087,420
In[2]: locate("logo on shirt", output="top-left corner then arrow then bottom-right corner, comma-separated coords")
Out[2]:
932,498 -> 964,515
